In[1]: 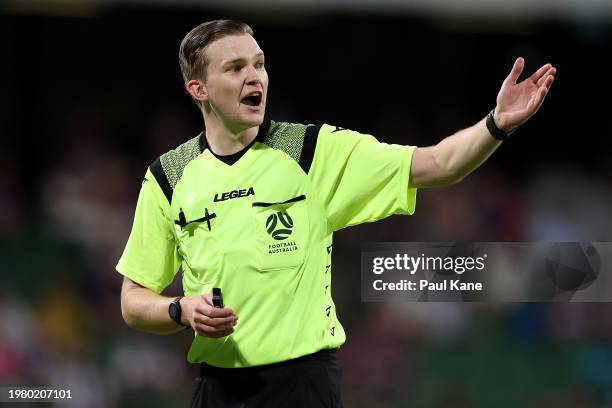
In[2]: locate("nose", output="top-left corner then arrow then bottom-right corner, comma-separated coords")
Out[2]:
245,65 -> 262,85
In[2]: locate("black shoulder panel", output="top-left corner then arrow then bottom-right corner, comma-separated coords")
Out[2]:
299,124 -> 322,174
150,157 -> 173,204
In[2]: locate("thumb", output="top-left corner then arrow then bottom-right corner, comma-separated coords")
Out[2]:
505,57 -> 524,85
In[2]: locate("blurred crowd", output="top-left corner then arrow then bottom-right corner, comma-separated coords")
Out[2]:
2,100 -> 612,407
2,7 -> 612,408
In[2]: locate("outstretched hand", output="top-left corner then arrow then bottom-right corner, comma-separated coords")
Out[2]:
494,57 -> 556,132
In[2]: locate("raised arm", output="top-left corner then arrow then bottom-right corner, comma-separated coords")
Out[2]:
410,57 -> 556,188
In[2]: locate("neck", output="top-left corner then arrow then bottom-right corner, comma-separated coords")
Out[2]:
202,111 -> 260,156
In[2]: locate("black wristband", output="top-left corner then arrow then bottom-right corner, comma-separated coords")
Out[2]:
486,109 -> 515,141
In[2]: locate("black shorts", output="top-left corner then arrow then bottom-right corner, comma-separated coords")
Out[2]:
189,349 -> 343,408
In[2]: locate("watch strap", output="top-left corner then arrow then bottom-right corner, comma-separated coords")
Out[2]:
169,296 -> 187,327
486,109 -> 515,141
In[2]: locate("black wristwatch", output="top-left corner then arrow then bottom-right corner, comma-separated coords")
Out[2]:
169,296 -> 187,327
486,109 -> 515,141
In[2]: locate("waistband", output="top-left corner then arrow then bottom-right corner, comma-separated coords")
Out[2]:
199,348 -> 338,375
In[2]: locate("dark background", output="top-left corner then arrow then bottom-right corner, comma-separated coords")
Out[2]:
1,1 -> 611,407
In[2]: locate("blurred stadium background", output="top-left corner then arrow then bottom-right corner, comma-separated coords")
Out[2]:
1,0 -> 611,406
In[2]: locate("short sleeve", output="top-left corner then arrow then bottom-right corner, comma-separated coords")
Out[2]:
116,168 -> 181,293
308,124 -> 417,231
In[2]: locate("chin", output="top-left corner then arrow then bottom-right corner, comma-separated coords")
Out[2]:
242,111 -> 265,127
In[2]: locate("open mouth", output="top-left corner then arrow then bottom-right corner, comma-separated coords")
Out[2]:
240,91 -> 262,107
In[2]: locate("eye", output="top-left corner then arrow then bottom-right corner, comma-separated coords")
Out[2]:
255,61 -> 265,69
226,65 -> 242,73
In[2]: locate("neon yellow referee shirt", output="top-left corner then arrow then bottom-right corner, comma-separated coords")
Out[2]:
116,119 -> 417,368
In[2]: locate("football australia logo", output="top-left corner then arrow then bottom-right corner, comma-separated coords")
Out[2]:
266,211 -> 294,240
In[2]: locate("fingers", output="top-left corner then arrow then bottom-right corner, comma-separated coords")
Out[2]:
198,304 -> 236,318
194,312 -> 237,327
505,57 -> 525,85
536,85 -> 549,106
189,294 -> 238,338
192,308 -> 238,338
193,313 -> 238,338
537,70 -> 556,90
527,83 -> 550,114
200,294 -> 235,317
201,293 -> 214,306
194,324 -> 235,338
530,63 -> 552,84
536,75 -> 554,105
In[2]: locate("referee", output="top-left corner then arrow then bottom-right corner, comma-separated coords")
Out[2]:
117,20 -> 556,407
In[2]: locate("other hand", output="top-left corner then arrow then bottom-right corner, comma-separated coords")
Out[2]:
182,294 -> 238,338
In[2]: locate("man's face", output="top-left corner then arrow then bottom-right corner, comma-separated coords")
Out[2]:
202,34 -> 268,131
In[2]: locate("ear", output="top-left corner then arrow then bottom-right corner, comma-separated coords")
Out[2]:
186,80 -> 208,103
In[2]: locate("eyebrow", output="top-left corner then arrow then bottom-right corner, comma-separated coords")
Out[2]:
222,53 -> 265,66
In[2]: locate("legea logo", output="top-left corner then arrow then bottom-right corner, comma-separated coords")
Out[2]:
266,211 -> 294,240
